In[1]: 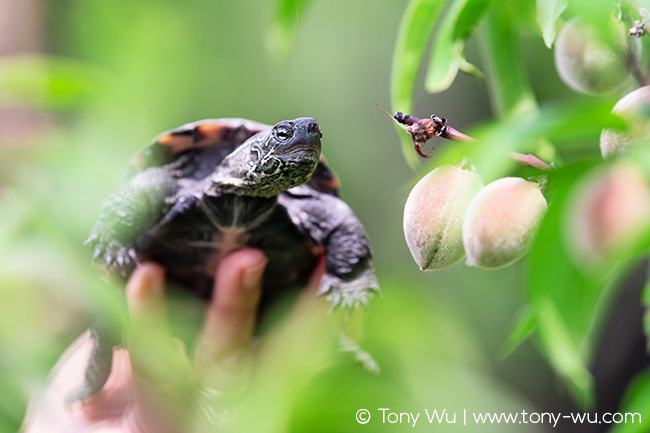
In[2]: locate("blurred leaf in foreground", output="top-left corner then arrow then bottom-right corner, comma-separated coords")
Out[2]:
481,8 -> 536,118
425,0 -> 490,94
0,55 -> 109,110
266,0 -> 312,62
391,0 -> 448,169
609,368 -> 650,433
529,163 -> 599,407
499,307 -> 535,359
529,156 -> 650,408
536,0 -> 567,48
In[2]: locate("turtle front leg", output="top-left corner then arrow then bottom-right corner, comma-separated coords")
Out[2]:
87,168 -> 175,276
318,211 -> 379,311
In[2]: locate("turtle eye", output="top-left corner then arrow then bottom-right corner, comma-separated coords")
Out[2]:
274,125 -> 293,142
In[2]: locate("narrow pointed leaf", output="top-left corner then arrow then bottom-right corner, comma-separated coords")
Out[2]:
266,0 -> 312,61
527,160 -> 641,408
529,168 -> 596,407
537,0 -> 567,48
609,369 -> 650,433
391,0 -> 448,168
481,8 -> 537,117
425,0 -> 491,93
499,307 -> 535,359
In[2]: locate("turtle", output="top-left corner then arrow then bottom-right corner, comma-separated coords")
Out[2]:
74,116 -> 379,402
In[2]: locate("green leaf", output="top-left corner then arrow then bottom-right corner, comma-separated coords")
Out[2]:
609,369 -> 650,433
391,0 -> 449,168
266,0 -> 312,61
527,160 -> 646,408
499,307 -> 535,359
536,0 -> 567,48
481,8 -> 537,118
0,55 -> 107,110
643,268 -> 650,357
535,298 -> 594,407
528,164 -> 599,407
295,0 -> 303,19
425,0 -> 491,94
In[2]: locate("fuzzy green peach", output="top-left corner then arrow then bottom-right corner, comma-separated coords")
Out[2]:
554,17 -> 640,96
600,86 -> 650,158
565,162 -> 650,264
403,165 -> 483,270
463,177 -> 547,269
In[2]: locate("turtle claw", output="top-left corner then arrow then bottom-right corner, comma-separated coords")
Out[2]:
89,239 -> 136,277
105,248 -> 136,277
115,255 -> 126,272
318,269 -> 379,312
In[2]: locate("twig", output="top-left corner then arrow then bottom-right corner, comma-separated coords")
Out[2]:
509,152 -> 554,170
378,105 -> 554,169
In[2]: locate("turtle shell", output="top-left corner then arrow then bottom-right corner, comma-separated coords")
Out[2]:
127,118 -> 339,195
126,118 -> 268,178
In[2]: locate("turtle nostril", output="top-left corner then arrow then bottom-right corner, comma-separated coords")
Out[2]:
307,122 -> 320,134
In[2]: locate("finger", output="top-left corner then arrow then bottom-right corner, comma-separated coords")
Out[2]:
126,262 -> 173,379
196,249 -> 267,369
126,263 -> 192,433
126,263 -> 185,389
126,262 -> 166,327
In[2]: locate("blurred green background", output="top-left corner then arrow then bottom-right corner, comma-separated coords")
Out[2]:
2,0 -> 650,432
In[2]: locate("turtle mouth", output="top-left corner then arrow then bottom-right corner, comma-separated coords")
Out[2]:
286,144 -> 320,156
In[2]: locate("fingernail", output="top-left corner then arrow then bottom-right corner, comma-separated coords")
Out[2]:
242,256 -> 268,292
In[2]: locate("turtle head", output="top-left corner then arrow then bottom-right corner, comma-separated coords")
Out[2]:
211,117 -> 322,197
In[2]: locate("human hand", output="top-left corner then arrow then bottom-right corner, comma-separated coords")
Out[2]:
24,248 -> 323,433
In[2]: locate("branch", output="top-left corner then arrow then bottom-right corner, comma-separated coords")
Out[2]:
509,152 -> 554,170
379,105 -> 554,169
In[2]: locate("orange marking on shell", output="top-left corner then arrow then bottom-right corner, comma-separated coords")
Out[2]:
197,124 -> 252,146
197,123 -> 226,140
158,124 -> 228,155
326,177 -> 340,191
157,133 -> 177,146
158,134 -> 194,154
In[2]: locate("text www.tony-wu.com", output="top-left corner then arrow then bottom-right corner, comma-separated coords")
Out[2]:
355,408 -> 642,428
